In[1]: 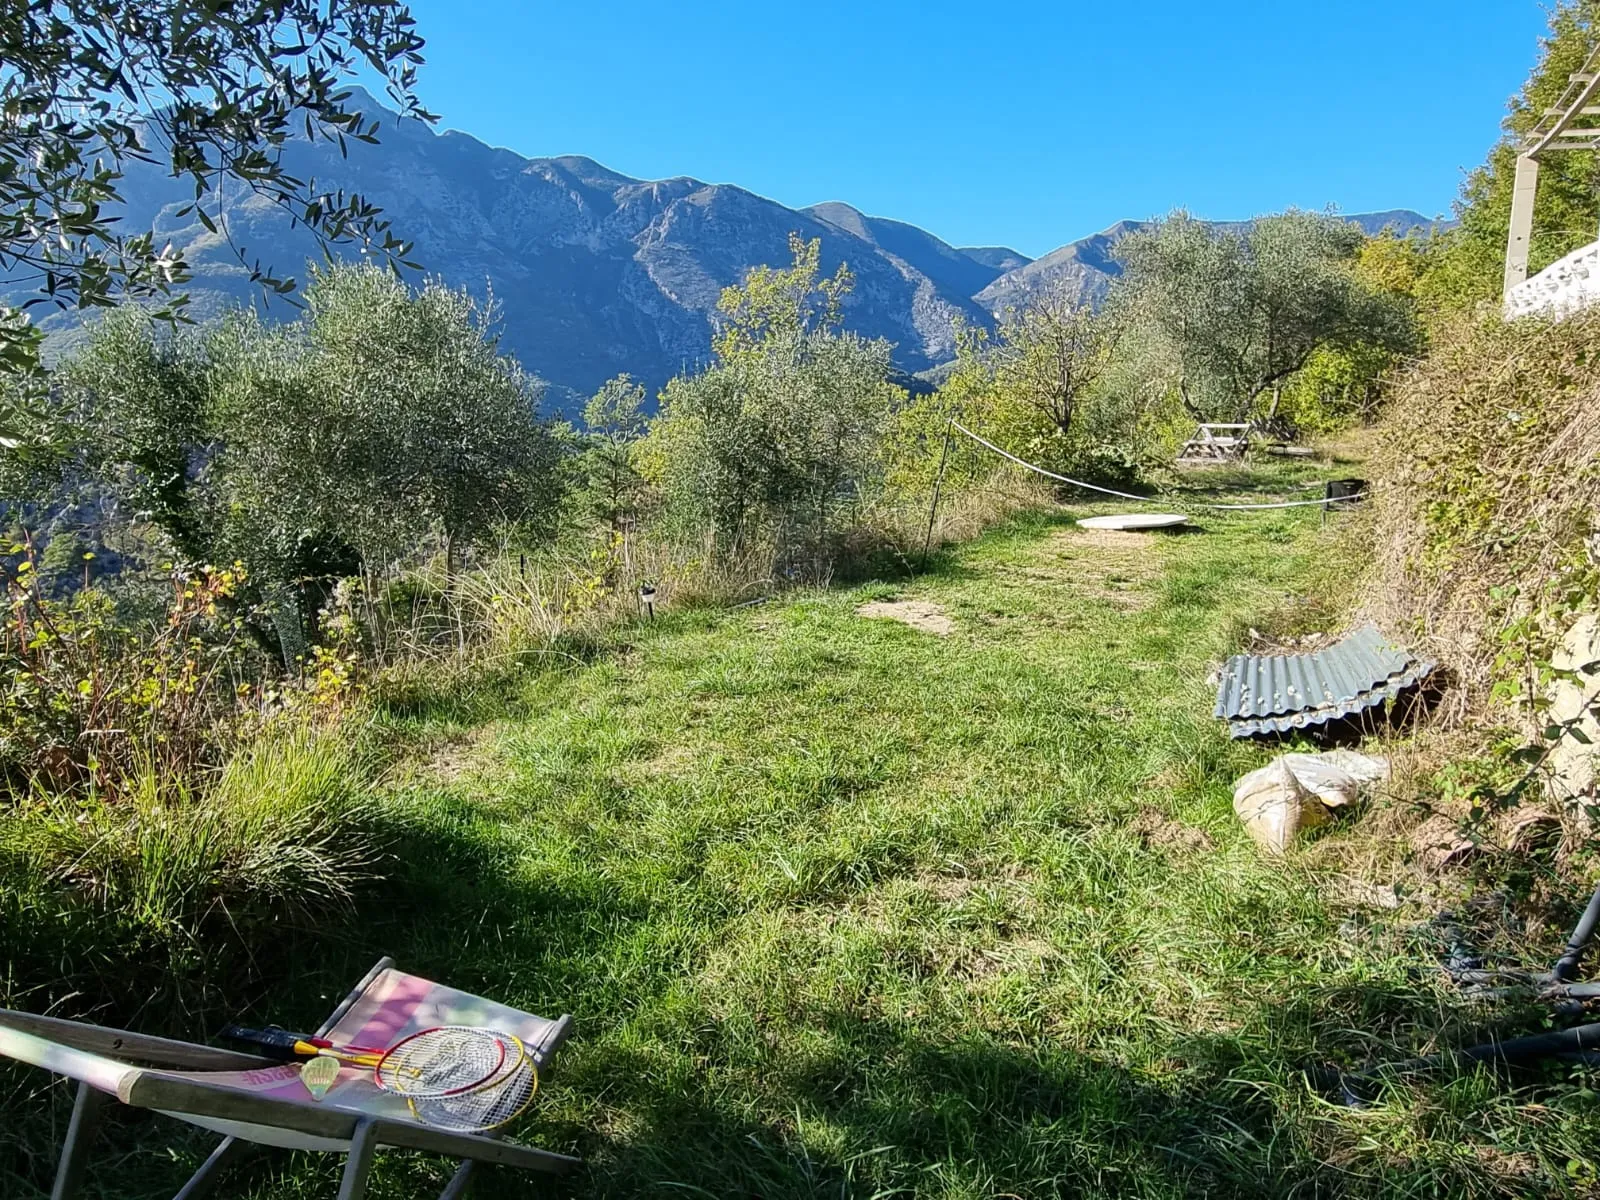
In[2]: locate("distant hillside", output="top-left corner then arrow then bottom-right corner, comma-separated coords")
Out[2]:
959,246 -> 1034,274
803,202 -> 1025,304
14,87 -> 1448,412
975,210 -> 1451,315
23,92 -> 1001,410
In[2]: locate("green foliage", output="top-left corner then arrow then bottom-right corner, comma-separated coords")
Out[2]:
1275,233 -> 1433,433
1365,306 -> 1600,707
1115,211 -> 1417,423
0,554 -> 268,798
713,232 -> 853,360
44,265 -> 560,650
889,296 -> 1155,503
0,369 -> 73,502
0,717 -> 375,1019
59,305 -> 215,557
643,237 -> 904,556
581,374 -> 649,530
1418,2 -> 1600,311
297,266 -> 561,563
1273,342 -> 1392,434
991,286 -> 1124,440
0,0 -> 432,374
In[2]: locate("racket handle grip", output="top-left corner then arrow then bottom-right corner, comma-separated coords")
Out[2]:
221,1025 -> 315,1059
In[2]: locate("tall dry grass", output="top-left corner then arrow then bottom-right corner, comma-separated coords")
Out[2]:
354,472 -> 1054,678
1362,306 -> 1600,724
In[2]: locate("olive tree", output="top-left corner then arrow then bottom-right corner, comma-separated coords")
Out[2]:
55,306 -> 214,558
642,237 -> 902,555
49,265 -> 560,658
302,266 -> 560,569
1114,211 -> 1416,422
0,0 -> 433,375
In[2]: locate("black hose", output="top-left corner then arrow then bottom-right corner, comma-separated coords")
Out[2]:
1552,881 -> 1600,983
1335,1021 -> 1600,1106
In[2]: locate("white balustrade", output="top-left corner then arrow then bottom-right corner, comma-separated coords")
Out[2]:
1505,238 -> 1600,319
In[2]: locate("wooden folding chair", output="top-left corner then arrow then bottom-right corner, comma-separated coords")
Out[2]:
0,956 -> 580,1198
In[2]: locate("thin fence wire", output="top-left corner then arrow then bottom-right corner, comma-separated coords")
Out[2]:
949,421 -> 1366,512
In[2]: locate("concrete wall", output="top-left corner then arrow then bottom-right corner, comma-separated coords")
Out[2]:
1505,237 -> 1600,319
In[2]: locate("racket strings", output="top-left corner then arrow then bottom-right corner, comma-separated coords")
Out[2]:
409,1048 -> 539,1133
376,1026 -> 508,1099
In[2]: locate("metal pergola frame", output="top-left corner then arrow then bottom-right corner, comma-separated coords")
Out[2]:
1504,45 -> 1600,296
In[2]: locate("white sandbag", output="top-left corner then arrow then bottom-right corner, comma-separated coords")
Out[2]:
1307,750 -> 1391,787
1232,759 -> 1329,854
1234,751 -> 1390,812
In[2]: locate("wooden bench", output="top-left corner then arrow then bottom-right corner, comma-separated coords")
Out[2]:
1177,423 -> 1251,466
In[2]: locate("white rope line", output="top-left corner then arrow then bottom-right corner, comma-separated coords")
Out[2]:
948,421 -> 1366,513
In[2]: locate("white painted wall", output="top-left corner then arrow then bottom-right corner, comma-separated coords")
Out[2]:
1505,238 -> 1600,319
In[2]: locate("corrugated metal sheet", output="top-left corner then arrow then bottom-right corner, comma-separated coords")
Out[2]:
1214,624 -> 1436,739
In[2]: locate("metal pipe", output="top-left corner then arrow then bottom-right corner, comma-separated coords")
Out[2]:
1552,881 -> 1600,982
1338,1022 -> 1600,1105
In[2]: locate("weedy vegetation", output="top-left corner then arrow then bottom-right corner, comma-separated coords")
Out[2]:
5,3 -> 1600,1197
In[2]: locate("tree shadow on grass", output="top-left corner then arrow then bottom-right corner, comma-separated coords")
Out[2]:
567,972 -> 1600,1200
1166,465 -> 1333,503
10,793 -> 1592,1200
310,806 -> 1557,1198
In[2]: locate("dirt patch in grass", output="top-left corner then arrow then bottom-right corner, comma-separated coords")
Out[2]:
917,873 -> 978,902
1322,875 -> 1403,911
1070,528 -> 1162,553
416,731 -> 495,784
856,599 -> 955,636
1129,806 -> 1215,855
620,741 -> 700,781
960,935 -> 1058,982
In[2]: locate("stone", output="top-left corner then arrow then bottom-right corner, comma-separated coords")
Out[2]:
1546,613 -> 1600,805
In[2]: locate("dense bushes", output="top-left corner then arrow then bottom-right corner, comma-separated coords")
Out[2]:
1364,307 -> 1600,718
45,266 -> 561,661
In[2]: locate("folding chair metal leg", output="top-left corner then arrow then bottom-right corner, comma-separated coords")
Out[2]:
50,1081 -> 107,1200
336,1120 -> 380,1200
437,1159 -> 475,1200
170,1135 -> 253,1200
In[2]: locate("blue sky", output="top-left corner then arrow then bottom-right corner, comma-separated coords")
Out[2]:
394,0 -> 1546,258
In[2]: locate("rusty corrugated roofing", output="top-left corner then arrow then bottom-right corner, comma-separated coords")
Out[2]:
1214,624 -> 1436,739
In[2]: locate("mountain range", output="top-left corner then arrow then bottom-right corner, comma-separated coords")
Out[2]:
29,89 -> 1444,411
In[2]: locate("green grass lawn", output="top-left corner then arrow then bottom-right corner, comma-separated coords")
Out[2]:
12,473 -> 1600,1198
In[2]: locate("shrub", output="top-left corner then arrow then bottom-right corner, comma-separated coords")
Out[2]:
1364,306 -> 1600,718
0,553 -> 266,797
0,719 -> 375,1009
640,236 -> 904,563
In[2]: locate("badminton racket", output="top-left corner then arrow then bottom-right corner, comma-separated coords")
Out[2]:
221,1024 -> 513,1099
406,1031 -> 540,1132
